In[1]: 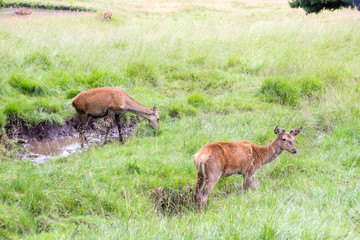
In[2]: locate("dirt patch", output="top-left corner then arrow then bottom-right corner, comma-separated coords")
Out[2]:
5,116 -> 137,163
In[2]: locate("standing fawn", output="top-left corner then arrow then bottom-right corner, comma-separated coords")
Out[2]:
103,11 -> 112,21
194,126 -> 302,208
71,88 -> 159,148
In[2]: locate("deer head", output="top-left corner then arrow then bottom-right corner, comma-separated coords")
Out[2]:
274,126 -> 302,154
148,105 -> 159,130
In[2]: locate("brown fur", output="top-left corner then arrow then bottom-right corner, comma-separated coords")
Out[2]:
71,88 -> 159,147
194,126 -> 302,208
14,9 -> 32,15
103,11 -> 112,21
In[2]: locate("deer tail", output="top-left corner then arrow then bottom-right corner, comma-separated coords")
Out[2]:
199,161 -> 205,178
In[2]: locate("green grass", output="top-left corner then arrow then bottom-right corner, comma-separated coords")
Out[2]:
0,0 -> 360,239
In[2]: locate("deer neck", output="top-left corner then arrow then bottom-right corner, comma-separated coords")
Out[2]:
125,97 -> 153,120
261,139 -> 283,165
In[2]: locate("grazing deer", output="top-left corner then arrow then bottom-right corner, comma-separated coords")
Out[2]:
103,11 -> 112,21
194,126 -> 302,208
14,9 -> 33,15
71,88 -> 159,148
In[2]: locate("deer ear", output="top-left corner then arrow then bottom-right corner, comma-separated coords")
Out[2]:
290,127 -> 302,136
153,104 -> 157,112
274,126 -> 282,135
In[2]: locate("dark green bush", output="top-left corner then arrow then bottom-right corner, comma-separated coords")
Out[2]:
259,77 -> 300,105
289,0 -> 360,14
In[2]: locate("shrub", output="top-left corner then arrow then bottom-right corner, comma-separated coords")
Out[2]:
259,77 -> 300,105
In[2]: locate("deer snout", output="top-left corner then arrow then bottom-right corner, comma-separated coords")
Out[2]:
292,148 -> 297,154
149,120 -> 160,130
153,124 -> 160,130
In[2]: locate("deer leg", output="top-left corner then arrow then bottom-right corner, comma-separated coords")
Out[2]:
103,111 -> 114,144
200,174 -> 221,208
115,114 -> 124,143
195,170 -> 205,204
243,173 -> 258,191
78,112 -> 91,148
242,173 -> 251,191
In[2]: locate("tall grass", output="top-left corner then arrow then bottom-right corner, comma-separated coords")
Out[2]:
0,0 -> 360,238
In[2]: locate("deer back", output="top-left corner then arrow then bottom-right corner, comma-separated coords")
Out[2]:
15,10 -> 32,15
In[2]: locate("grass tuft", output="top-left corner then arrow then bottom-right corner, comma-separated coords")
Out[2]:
126,61 -> 159,87
187,92 -> 206,108
9,74 -> 49,96
259,76 -> 300,105
23,52 -> 52,70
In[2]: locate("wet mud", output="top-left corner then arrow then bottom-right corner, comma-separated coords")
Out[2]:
5,116 -> 137,164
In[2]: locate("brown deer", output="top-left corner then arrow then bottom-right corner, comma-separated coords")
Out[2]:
103,11 -> 112,21
194,126 -> 302,208
71,88 -> 159,148
14,9 -> 33,15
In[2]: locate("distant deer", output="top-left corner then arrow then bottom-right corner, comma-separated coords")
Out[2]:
103,11 -> 112,21
13,9 -> 33,15
194,126 -> 302,208
71,88 -> 159,148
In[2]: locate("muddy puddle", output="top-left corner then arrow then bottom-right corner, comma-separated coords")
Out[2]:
23,137 -> 81,164
6,116 -> 137,164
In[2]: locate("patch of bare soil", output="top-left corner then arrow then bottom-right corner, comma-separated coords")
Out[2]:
5,116 -> 137,164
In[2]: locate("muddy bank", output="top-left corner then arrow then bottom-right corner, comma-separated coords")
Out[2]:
6,116 -> 136,141
4,116 -> 137,163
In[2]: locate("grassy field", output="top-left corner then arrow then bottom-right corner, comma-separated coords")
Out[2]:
1,0 -> 360,239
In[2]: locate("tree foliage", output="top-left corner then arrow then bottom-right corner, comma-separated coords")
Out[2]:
289,0 -> 360,14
